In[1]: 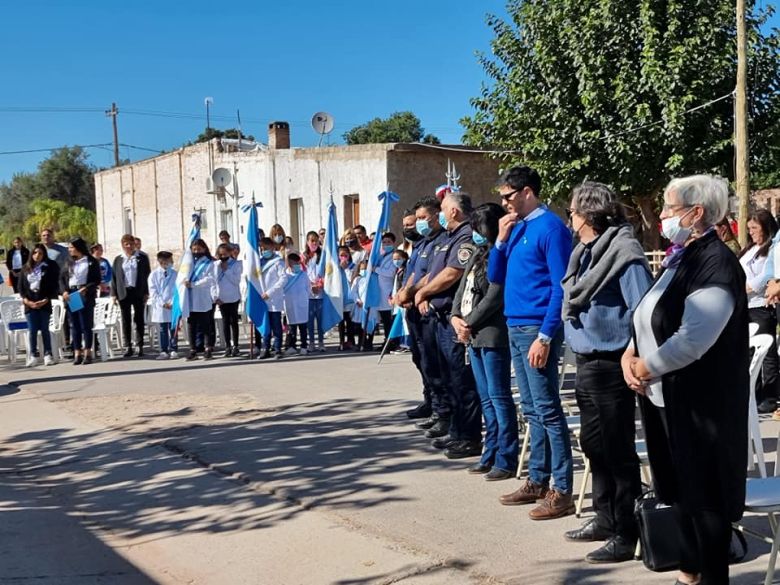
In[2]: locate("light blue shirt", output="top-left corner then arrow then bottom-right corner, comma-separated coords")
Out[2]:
762,231 -> 780,285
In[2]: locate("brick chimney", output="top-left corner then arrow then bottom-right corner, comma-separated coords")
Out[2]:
268,121 -> 290,149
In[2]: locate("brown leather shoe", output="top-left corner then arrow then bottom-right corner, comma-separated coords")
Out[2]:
528,488 -> 575,520
498,479 -> 549,506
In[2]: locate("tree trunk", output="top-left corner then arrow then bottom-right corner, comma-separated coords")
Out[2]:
634,194 -> 661,251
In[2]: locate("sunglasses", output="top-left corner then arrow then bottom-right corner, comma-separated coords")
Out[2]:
500,189 -> 520,201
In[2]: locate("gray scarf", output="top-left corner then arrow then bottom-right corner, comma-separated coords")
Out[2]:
562,224 -> 649,321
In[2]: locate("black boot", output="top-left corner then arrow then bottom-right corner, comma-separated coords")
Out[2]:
584,535 -> 636,564
424,417 -> 450,438
123,346 -> 134,358
444,440 -> 482,459
415,413 -> 439,430
406,401 -> 433,419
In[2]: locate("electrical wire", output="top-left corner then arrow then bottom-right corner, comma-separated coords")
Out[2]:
0,143 -> 112,156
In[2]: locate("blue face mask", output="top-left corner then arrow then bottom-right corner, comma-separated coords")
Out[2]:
359,269 -> 366,277
472,231 -> 488,246
416,219 -> 432,238
439,211 -> 449,230
382,244 -> 394,255
392,259 -> 405,268
291,265 -> 302,274
261,249 -> 273,259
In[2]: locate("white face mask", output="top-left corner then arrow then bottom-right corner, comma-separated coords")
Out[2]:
661,207 -> 694,245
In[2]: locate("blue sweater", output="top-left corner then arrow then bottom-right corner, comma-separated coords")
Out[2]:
488,208 -> 572,338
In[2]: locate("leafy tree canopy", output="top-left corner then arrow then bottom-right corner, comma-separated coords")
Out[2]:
343,112 -> 440,145
23,199 -> 97,244
193,127 -> 255,144
463,0 -> 780,247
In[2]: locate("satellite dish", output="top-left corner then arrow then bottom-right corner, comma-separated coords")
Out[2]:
212,167 -> 232,188
312,112 -> 335,146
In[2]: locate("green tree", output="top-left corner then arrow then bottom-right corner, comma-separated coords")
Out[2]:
22,199 -> 97,243
463,0 -> 780,248
343,112 -> 440,145
192,127 -> 255,144
35,146 -> 96,210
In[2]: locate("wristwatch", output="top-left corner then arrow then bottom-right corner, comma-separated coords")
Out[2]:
537,336 -> 550,347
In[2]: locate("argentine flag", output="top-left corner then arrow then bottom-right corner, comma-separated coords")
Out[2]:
243,200 -> 270,336
318,198 -> 344,331
170,213 -> 201,336
387,307 -> 410,344
362,190 -> 399,317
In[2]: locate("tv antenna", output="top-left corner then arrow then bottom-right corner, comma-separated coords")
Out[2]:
311,112 -> 335,147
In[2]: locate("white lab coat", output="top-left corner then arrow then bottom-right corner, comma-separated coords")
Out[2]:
350,274 -> 377,330
260,255 -> 287,312
215,258 -> 243,303
284,268 -> 311,325
306,256 -> 323,299
375,252 -> 397,311
148,267 -> 177,323
189,258 -> 218,313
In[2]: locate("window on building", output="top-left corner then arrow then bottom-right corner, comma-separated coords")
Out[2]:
289,199 -> 304,250
220,210 -> 233,234
344,194 -> 359,229
124,208 -> 133,235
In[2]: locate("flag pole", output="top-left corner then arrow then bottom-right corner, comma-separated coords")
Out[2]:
377,335 -> 393,364
248,191 -> 257,360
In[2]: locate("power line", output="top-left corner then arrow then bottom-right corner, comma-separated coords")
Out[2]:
0,143 -> 112,156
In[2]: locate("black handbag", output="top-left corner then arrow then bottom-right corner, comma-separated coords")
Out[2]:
635,490 -> 748,572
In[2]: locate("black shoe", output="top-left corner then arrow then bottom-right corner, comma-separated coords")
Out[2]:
467,463 -> 492,474
82,355 -> 93,365
431,435 -> 457,450
231,346 -> 240,357
584,535 -> 636,564
758,398 -> 777,414
223,348 -> 233,358
564,518 -> 613,543
415,414 -> 439,430
204,349 -> 213,360
424,418 -> 450,438
136,346 -> 144,358
444,440 -> 482,459
123,347 -> 134,358
258,350 -> 271,360
484,468 -> 514,481
185,351 -> 198,361
274,352 -> 283,360
406,401 -> 433,419
73,354 -> 83,366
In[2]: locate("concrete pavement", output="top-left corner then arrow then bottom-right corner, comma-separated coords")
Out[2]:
0,349 -> 775,584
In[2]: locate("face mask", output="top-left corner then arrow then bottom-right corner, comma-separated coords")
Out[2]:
261,249 -> 273,259
219,256 -> 230,262
308,242 -> 319,252
403,228 -> 421,242
70,254 -> 79,261
439,211 -> 449,230
661,208 -> 694,245
192,252 -> 203,259
472,232 -> 488,246
359,269 -> 366,277
393,259 -> 405,268
382,244 -> 394,254
339,256 -> 350,264
291,265 -> 302,274
416,219 -> 433,238
273,235 -> 284,244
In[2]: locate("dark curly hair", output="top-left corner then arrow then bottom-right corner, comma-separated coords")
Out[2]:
571,181 -> 626,234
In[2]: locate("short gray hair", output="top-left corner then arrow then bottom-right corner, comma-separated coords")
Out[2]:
571,181 -> 626,233
664,175 -> 729,227
446,192 -> 474,217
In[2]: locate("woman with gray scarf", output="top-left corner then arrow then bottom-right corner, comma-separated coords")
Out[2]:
561,182 -> 653,564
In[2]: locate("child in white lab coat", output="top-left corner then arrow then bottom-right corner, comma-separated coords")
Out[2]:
350,260 -> 376,351
338,245 -> 356,350
148,251 -> 178,359
184,239 -> 218,361
257,237 -> 287,359
283,252 -> 311,356
215,243 -> 243,357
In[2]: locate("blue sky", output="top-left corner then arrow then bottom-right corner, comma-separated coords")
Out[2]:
0,1 -> 777,184
0,0 -> 507,182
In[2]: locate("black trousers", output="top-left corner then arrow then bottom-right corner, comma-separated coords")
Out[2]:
286,323 -> 308,350
119,287 -> 145,348
188,309 -> 215,351
406,308 -> 432,406
676,505 -> 731,584
220,301 -> 240,348
575,353 -> 641,540
377,309 -> 397,351
338,312 -> 354,347
750,306 -> 779,401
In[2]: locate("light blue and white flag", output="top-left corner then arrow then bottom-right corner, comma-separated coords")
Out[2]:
318,198 -> 344,331
171,213 -> 201,335
387,307 -> 410,343
362,190 -> 400,317
243,200 -> 270,336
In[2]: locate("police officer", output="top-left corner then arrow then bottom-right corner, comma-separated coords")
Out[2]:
398,197 -> 450,438
414,192 -> 482,458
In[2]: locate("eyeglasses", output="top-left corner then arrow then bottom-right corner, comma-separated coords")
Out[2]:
565,208 -> 576,219
662,203 -> 691,213
499,189 -> 520,201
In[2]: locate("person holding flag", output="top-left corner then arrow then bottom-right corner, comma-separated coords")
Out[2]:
317,198 -> 346,347
242,200 -> 270,358
257,237 -> 287,359
184,239 -> 218,361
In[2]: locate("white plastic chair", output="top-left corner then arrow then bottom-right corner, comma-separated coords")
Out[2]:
0,300 -> 28,363
47,300 -> 66,359
749,322 -> 760,337
749,334 -> 774,478
92,300 -> 113,362
213,304 -> 224,349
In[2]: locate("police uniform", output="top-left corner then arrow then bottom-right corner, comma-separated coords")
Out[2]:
420,221 -> 482,442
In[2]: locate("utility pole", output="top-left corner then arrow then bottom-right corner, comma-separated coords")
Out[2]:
106,103 -> 119,167
735,0 -> 750,246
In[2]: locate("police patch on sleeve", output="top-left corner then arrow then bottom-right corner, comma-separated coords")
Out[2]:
457,245 -> 474,266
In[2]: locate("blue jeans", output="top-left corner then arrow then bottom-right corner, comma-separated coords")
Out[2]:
469,346 -> 519,472
509,325 -> 572,493
264,311 -> 283,352
70,302 -> 94,350
308,298 -> 324,346
159,322 -> 177,353
26,309 -> 52,356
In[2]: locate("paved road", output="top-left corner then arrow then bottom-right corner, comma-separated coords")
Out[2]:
0,349 -> 774,584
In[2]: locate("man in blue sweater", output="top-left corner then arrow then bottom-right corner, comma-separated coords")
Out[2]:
488,166 -> 575,520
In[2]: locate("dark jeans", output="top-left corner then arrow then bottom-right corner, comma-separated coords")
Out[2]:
418,312 -> 450,419
676,505 -> 732,584
469,345 -> 518,471
188,309 -> 214,352
308,298 -> 324,346
406,308 -> 431,406
158,322 -> 177,353
119,287 -> 145,348
264,311 -> 283,352
750,306 -> 779,401
338,312 -> 354,347
575,353 -> 641,539
220,301 -> 240,349
9,271 -> 20,294
509,325 -> 572,493
286,323 -> 308,350
69,301 -> 94,351
26,309 -> 52,356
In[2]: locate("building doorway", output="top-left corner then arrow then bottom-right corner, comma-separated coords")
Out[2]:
344,194 -> 359,229
289,198 -> 304,250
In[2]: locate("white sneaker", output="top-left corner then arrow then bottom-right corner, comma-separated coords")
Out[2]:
156,352 -> 169,361
25,356 -> 39,367
284,347 -> 298,357
299,347 -> 309,356
168,351 -> 179,359
43,355 -> 56,366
